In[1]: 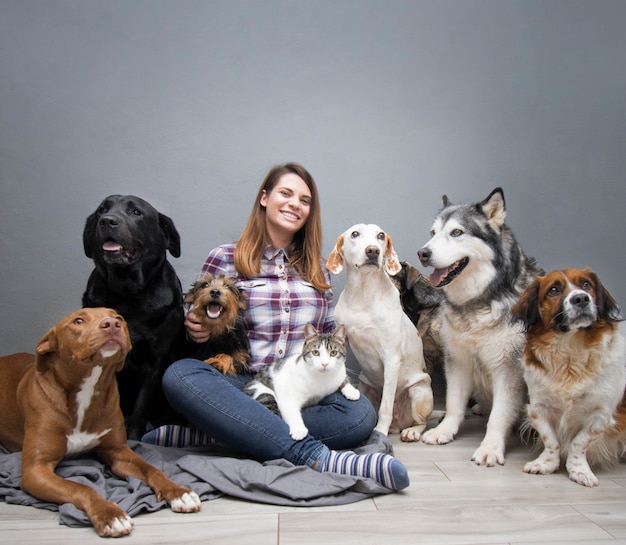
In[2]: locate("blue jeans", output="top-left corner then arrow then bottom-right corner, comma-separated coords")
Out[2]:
160,358 -> 377,467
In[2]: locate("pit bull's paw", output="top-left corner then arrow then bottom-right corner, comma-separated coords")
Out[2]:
102,514 -> 134,537
170,491 -> 202,512
91,504 -> 134,537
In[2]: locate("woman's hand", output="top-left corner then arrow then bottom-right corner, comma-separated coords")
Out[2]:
185,311 -> 211,343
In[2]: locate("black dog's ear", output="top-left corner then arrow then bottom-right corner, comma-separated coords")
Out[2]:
159,213 -> 181,258
588,270 -> 624,323
82,211 -> 98,259
442,195 -> 451,207
512,278 -> 542,331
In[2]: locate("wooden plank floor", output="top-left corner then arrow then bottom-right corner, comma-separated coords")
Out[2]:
2,401 -> 626,545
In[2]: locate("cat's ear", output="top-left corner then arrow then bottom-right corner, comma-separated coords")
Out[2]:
303,323 -> 318,340
333,324 -> 347,344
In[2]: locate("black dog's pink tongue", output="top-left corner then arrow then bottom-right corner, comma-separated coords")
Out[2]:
429,267 -> 449,287
102,241 -> 123,252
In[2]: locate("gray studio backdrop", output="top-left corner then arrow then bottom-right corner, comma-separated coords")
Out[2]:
1,0 -> 625,355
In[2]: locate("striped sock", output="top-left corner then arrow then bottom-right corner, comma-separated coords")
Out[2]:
316,449 -> 409,491
141,425 -> 214,448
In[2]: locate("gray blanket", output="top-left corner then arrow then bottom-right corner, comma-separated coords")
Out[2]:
0,432 -> 393,528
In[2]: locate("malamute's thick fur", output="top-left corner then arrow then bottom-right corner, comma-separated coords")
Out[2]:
418,187 -> 542,466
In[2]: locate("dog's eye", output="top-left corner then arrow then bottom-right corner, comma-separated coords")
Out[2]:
350,231 -> 360,239
377,232 -> 385,241
581,281 -> 593,291
450,229 -> 463,237
129,208 -> 142,216
97,205 -> 109,215
548,286 -> 560,297
74,318 -> 85,325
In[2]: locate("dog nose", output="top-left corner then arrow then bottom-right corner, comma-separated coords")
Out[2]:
571,293 -> 590,308
100,316 -> 122,331
99,216 -> 119,229
210,289 -> 221,299
365,245 -> 380,258
418,247 -> 431,265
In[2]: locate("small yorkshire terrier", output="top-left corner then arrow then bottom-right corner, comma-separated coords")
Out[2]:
183,274 -> 250,375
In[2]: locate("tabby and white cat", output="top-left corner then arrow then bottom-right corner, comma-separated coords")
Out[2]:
244,323 -> 360,440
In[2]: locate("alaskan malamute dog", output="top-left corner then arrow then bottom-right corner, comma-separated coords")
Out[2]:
418,187 -> 542,466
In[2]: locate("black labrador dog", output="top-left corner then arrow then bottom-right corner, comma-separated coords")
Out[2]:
82,195 -> 184,439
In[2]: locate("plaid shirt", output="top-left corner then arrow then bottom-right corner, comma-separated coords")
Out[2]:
199,243 -> 335,372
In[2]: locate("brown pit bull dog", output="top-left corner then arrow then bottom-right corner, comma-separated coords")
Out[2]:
0,308 -> 201,537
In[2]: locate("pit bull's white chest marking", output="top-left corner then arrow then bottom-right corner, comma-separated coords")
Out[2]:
66,365 -> 111,456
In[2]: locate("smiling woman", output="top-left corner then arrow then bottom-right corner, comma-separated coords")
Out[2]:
142,162 -> 410,492
260,172 -> 312,249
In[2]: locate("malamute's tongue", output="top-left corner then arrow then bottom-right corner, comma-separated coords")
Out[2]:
103,241 -> 123,252
429,267 -> 449,287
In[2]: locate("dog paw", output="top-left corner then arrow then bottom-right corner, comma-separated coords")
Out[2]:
102,515 -> 134,537
472,447 -> 504,466
523,456 -> 559,475
170,491 -> 202,512
566,458 -> 598,487
400,424 -> 426,442
421,425 -> 455,445
568,469 -> 599,487
289,426 -> 309,441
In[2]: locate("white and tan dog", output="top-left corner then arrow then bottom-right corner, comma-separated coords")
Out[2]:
328,223 -> 433,442
513,268 -> 626,487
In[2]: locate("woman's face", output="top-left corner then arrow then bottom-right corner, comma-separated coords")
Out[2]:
261,172 -> 312,244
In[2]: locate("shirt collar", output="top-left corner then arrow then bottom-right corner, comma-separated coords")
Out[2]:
263,243 -> 290,261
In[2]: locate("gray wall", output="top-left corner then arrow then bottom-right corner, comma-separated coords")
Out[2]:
1,0 -> 625,353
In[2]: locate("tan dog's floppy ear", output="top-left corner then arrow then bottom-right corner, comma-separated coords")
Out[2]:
35,327 -> 58,371
327,234 -> 345,275
512,277 -> 542,331
584,268 -> 624,323
383,234 -> 402,276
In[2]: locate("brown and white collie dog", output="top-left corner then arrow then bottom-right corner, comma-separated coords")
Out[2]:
513,268 -> 626,487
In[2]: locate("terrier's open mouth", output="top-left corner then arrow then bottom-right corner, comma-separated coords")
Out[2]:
429,257 -> 469,288
206,302 -> 224,319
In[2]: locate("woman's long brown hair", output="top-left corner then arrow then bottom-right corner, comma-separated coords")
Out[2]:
234,163 -> 330,291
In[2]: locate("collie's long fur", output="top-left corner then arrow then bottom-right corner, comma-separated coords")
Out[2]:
418,188 -> 542,466
513,267 -> 626,487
